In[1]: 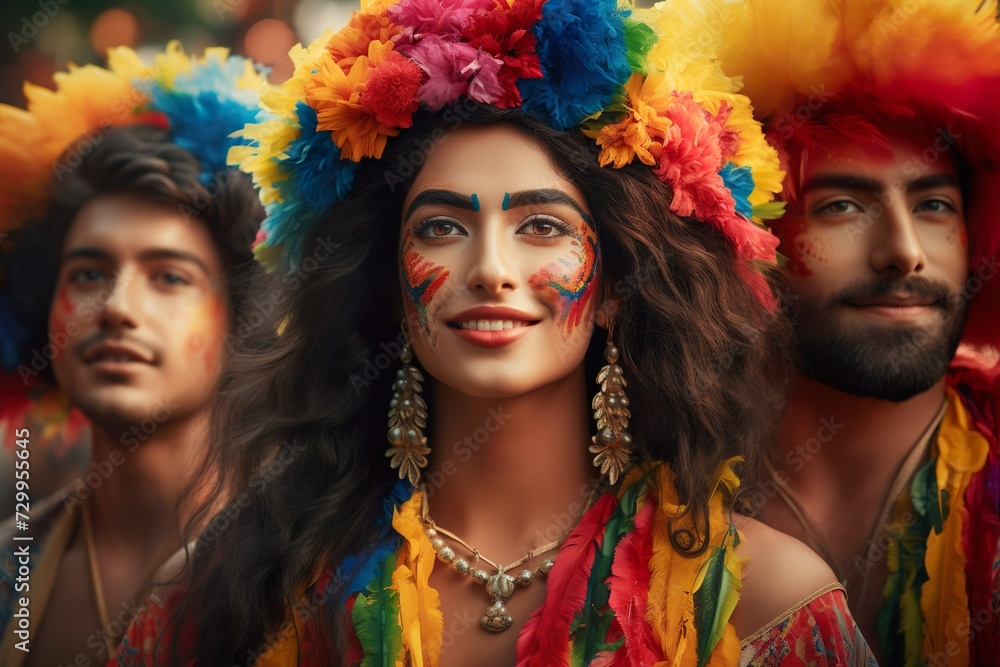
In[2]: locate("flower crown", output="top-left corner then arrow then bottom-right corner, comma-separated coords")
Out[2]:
0,41 -> 266,236
717,0 -> 1000,348
230,0 -> 786,307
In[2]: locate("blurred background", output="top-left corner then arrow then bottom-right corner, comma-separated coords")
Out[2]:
0,0 -> 662,107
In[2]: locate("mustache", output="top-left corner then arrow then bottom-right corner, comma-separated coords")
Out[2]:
834,276 -> 960,309
77,331 -> 159,361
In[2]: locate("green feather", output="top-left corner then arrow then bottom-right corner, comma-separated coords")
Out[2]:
876,462 -> 937,667
570,476 -> 646,665
622,17 -> 658,74
693,524 -> 741,667
352,551 -> 403,667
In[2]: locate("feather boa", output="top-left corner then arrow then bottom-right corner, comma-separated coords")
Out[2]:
877,385 -> 996,666
517,493 -> 617,666
920,388 -> 990,666
338,462 -> 744,666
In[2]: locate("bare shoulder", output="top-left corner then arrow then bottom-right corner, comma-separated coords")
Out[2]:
729,514 -> 840,641
146,541 -> 198,601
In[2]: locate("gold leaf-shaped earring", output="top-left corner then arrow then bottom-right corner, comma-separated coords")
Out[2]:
386,329 -> 430,486
589,339 -> 634,485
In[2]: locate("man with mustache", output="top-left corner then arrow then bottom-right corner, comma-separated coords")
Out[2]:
0,46 -> 263,666
721,1 -> 1000,665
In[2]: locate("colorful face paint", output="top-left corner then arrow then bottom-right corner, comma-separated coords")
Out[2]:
185,298 -> 225,375
400,230 -> 451,336
470,193 -> 480,212
48,286 -> 76,335
502,192 -> 511,211
529,231 -> 599,337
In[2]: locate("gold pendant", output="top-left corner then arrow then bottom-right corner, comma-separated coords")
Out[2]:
481,572 -> 515,632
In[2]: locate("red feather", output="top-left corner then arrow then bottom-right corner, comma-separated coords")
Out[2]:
948,360 -> 1000,665
963,461 -> 1000,665
607,500 -> 662,667
515,494 -> 617,666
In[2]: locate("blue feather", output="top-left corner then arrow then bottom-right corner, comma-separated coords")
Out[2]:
518,0 -> 633,131
720,164 -> 755,218
333,480 -> 414,607
147,53 -> 265,184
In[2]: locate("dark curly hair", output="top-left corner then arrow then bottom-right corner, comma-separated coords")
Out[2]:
163,103 -> 791,665
1,123 -> 263,374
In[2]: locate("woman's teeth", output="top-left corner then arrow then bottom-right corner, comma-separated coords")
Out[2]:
457,320 -> 529,331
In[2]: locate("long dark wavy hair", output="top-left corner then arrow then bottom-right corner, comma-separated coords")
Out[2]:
167,103 -> 791,665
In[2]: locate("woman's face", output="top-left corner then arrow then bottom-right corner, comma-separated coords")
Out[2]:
399,124 -> 600,398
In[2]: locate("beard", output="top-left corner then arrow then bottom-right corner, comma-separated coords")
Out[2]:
789,276 -> 968,402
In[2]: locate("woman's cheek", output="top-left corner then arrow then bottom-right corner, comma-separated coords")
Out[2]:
400,231 -> 450,339
529,233 -> 598,338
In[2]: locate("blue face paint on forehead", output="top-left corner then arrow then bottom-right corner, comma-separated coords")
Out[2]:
470,193 -> 480,212
502,192 -> 511,211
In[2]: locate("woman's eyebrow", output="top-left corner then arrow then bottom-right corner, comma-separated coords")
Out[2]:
506,189 -> 593,225
404,190 -> 479,222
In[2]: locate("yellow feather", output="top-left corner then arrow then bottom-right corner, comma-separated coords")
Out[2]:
390,493 -> 443,667
705,624 -> 740,666
920,389 -> 989,665
647,460 -> 744,666
719,0 -> 848,118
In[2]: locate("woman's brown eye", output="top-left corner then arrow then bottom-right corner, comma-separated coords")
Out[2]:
533,221 -> 553,235
433,222 -> 454,236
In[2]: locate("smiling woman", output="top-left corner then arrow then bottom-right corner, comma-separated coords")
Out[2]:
112,1 -> 876,666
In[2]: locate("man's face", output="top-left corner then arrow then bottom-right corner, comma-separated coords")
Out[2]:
776,131 -> 969,401
49,194 -> 229,433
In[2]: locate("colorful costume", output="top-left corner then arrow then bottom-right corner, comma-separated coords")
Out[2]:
114,464 -> 876,666
715,1 -> 1000,664
0,42 -> 266,666
873,357 -> 1000,667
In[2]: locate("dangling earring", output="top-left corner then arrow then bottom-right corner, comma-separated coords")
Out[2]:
589,323 -> 634,485
386,324 -> 430,487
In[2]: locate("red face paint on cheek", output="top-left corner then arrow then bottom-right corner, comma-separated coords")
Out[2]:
529,232 -> 598,337
48,286 -> 76,334
776,216 -> 814,278
400,231 -> 450,335
186,298 -> 225,375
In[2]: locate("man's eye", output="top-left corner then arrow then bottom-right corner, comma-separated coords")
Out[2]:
159,272 -> 188,286
70,269 -> 105,283
821,201 -> 859,214
917,199 -> 954,213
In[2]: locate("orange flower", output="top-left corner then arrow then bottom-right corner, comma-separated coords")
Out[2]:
305,41 -> 402,161
326,7 -> 403,70
591,73 -> 672,169
595,115 -> 660,167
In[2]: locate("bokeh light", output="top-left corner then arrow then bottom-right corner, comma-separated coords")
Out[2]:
90,8 -> 140,56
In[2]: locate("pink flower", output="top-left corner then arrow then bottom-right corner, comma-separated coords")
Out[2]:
389,0 -> 493,44
464,49 -> 504,105
403,34 -> 503,110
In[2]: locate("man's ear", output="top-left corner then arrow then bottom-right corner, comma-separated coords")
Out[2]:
594,295 -> 621,329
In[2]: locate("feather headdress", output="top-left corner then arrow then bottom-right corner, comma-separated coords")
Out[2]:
0,41 -> 267,236
718,0 -> 1000,347
230,0 -> 785,308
